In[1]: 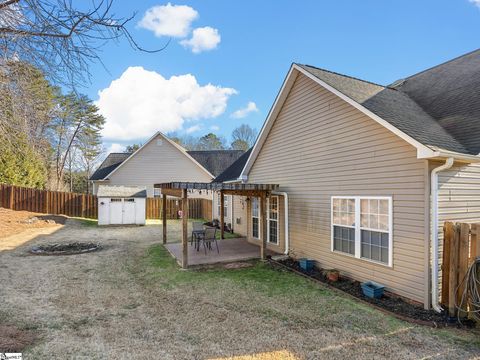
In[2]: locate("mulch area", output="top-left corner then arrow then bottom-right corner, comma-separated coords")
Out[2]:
0,207 -> 67,239
271,257 -> 476,327
0,325 -> 37,352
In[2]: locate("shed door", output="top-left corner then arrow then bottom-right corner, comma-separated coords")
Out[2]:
109,199 -> 123,224
123,198 -> 136,224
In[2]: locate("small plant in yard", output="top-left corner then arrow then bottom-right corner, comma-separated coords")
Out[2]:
325,269 -> 340,282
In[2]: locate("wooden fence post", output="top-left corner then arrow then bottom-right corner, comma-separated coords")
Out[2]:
9,185 -> 14,209
457,223 -> 470,317
448,224 -> 460,317
442,222 -> 453,306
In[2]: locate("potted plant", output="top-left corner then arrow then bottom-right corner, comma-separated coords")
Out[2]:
298,258 -> 315,271
325,269 -> 339,282
361,281 -> 385,299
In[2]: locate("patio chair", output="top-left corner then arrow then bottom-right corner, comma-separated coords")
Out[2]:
191,222 -> 204,247
198,227 -> 219,255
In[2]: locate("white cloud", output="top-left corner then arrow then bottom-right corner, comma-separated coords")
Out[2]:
97,66 -> 237,141
138,3 -> 198,37
210,125 -> 220,131
230,101 -> 259,119
186,124 -> 202,134
470,0 -> 480,8
107,143 -> 125,153
180,26 -> 221,53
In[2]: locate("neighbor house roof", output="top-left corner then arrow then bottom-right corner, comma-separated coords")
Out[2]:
186,150 -> 244,177
89,153 -> 131,181
213,148 -> 252,183
97,185 -> 147,198
90,137 -> 244,181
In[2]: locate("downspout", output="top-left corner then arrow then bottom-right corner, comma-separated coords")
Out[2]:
272,191 -> 289,255
431,157 -> 454,312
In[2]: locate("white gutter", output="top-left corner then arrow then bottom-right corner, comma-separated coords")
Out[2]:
272,191 -> 289,255
430,157 -> 454,313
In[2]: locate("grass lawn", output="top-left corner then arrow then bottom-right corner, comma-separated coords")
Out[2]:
1,219 -> 479,359
134,244 -> 480,359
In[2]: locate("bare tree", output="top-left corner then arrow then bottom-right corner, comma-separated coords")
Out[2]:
231,124 -> 257,151
0,0 -> 167,86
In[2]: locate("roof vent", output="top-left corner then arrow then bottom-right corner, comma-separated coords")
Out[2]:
156,139 -> 163,146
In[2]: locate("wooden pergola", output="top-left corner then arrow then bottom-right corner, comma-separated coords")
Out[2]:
154,181 -> 279,269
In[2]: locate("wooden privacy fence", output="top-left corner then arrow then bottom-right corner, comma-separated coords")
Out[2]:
146,197 -> 212,220
441,221 -> 480,318
0,184 -> 97,218
1,184 -> 212,221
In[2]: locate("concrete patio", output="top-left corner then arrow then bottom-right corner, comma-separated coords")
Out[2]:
164,237 -> 265,266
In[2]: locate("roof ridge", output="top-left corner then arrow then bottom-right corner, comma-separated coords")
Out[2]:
298,63 -> 387,89
392,48 -> 480,84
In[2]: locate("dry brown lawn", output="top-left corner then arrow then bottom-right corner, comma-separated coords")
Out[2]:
0,217 -> 479,359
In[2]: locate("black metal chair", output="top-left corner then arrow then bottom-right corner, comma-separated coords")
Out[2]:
198,227 -> 219,255
191,222 -> 204,248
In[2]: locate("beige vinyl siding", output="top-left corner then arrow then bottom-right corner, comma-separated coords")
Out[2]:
247,73 -> 428,303
106,134 -> 212,197
437,162 -> 480,224
233,196 -> 248,236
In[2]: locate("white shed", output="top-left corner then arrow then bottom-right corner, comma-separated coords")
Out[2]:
97,185 -> 146,226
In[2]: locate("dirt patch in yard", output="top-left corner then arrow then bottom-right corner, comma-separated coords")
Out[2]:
0,325 -> 37,352
0,207 -> 66,239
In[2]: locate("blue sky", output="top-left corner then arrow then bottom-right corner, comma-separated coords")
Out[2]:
86,0 -> 480,153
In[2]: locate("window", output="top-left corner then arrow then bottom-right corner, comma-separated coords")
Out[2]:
110,198 -> 121,202
331,196 -> 392,266
153,188 -> 161,198
125,198 -> 135,202
252,197 -> 260,239
268,196 -> 279,244
217,194 -> 228,217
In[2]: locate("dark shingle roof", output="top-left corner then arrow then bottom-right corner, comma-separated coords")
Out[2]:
298,59 -> 474,154
89,153 -> 131,180
187,150 -> 244,177
392,49 -> 480,155
213,148 -> 252,183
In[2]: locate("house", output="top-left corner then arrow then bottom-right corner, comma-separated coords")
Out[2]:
224,49 -> 480,309
89,132 -> 243,197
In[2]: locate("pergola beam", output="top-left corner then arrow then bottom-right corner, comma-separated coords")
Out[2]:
220,190 -> 225,239
181,189 -> 188,269
260,192 -> 268,260
162,193 -> 167,244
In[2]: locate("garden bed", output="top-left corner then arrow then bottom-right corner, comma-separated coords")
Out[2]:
271,257 -> 475,327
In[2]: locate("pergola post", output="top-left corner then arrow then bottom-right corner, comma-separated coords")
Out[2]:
260,193 -> 268,260
182,189 -> 188,269
162,193 -> 167,244
220,190 -> 225,239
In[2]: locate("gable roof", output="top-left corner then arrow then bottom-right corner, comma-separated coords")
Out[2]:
90,132 -> 215,181
213,148 -> 252,183
241,51 -> 480,178
89,152 -> 131,181
187,150 -> 244,177
297,64 -> 468,154
393,49 -> 480,155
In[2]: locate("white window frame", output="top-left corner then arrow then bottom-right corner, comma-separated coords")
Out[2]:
217,194 -> 229,218
251,197 -> 260,239
331,196 -> 393,267
153,188 -> 162,198
267,196 -> 279,244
